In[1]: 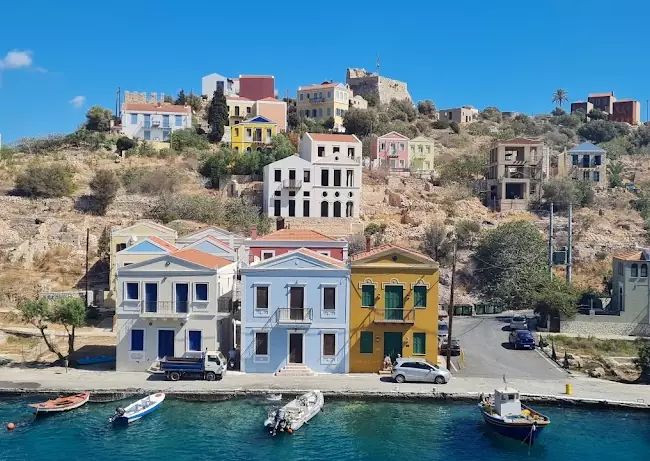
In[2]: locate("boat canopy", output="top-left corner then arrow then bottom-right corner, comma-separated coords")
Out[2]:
494,388 -> 522,417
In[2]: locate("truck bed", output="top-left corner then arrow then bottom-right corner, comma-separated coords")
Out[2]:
160,356 -> 204,371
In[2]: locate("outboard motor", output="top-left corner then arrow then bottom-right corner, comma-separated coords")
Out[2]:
272,408 -> 286,435
109,407 -> 125,423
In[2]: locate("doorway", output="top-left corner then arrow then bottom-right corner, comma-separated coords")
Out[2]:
289,287 -> 304,320
384,285 -> 404,321
158,330 -> 175,358
384,332 -> 402,362
289,333 -> 303,364
175,283 -> 189,313
144,283 -> 158,313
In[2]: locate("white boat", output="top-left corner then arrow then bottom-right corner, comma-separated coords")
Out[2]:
266,394 -> 282,401
264,390 -> 324,435
109,393 -> 165,424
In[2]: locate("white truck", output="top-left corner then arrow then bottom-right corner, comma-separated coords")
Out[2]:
160,351 -> 227,381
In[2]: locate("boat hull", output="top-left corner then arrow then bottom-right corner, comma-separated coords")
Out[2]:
479,404 -> 548,445
29,392 -> 90,414
265,390 -> 324,434
111,393 -> 165,425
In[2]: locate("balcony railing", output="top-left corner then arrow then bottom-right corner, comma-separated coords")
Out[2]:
277,308 -> 313,324
310,97 -> 327,104
373,308 -> 415,324
282,179 -> 302,190
140,301 -> 190,318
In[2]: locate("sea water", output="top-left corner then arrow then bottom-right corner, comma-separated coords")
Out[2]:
0,397 -> 648,460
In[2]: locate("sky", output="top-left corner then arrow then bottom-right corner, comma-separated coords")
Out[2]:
1,0 -> 649,143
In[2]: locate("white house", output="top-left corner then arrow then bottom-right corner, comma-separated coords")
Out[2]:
115,247 -> 236,372
202,73 -> 239,98
263,155 -> 314,219
121,102 -> 192,141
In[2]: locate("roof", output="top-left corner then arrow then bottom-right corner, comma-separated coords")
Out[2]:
241,115 -> 276,125
226,96 -> 252,102
613,251 -> 643,261
569,142 -> 606,153
299,82 -> 341,91
239,75 -> 274,78
588,92 -> 615,98
122,103 -> 191,114
571,100 -> 589,104
377,131 -> 409,140
307,133 -> 360,143
149,236 -> 177,252
498,138 -> 542,145
256,228 -> 337,242
258,97 -> 284,103
615,99 -> 639,103
204,235 -> 234,250
295,248 -> 346,268
351,244 -> 435,263
410,135 -> 434,143
171,248 -> 233,269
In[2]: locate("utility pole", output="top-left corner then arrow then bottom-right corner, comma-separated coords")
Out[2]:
85,228 -> 90,309
566,202 -> 572,283
446,237 -> 458,371
548,202 -> 554,279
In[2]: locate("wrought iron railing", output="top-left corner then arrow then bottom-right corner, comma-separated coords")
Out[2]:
373,308 -> 415,323
276,308 -> 313,323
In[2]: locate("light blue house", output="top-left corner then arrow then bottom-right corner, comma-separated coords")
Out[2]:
568,142 -> 606,184
240,248 -> 350,374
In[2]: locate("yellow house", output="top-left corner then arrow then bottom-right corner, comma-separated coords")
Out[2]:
230,115 -> 277,152
226,96 -> 256,127
349,244 -> 440,372
409,136 -> 435,173
296,82 -> 350,132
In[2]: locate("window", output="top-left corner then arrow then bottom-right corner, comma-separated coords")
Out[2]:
380,142 -> 386,151
130,113 -> 138,125
333,201 -> 341,217
188,331 -> 202,351
318,108 -> 323,117
255,332 -> 268,356
289,191 -> 296,197
360,331 -> 373,354
235,106 -> 240,116
246,128 -> 252,137
303,200 -> 310,217
312,109 -> 317,117
593,171 -> 600,182
361,285 -> 375,307
334,170 -> 341,186
304,170 -> 311,182
594,155 -> 601,166
261,252 -> 274,261
323,333 -> 336,356
274,191 -> 281,196
289,200 -> 295,216
247,106 -> 252,114
304,191 -> 310,197
267,128 -> 272,139
320,201 -> 329,217
318,146 -> 325,157
130,329 -> 144,351
399,143 -> 405,150
414,286 -> 427,307
327,91 -> 332,99
273,200 -> 281,217
348,147 -> 355,158
144,130 -> 151,140
642,264 -> 648,277
321,169 -> 329,186
125,282 -> 139,301
256,286 -> 269,309
323,287 -> 336,311
162,114 -> 170,128
274,169 -> 281,182
195,283 -> 208,302
234,128 -> 239,137
583,171 -> 590,180
327,108 -> 331,117
618,262 -> 624,276
413,333 -> 426,355
300,93 -> 304,101
116,243 -> 127,253
333,146 -> 340,154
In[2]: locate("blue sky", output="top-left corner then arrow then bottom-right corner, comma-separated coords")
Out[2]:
1,0 -> 648,143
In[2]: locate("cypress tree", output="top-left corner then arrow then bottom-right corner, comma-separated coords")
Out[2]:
207,88 -> 229,143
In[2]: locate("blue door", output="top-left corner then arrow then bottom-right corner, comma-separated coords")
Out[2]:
144,283 -> 158,313
158,330 -> 175,358
176,284 -> 189,313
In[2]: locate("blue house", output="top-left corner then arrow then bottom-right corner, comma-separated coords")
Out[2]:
240,248 -> 350,374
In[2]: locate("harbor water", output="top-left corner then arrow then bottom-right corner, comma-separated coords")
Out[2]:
1,397 -> 649,460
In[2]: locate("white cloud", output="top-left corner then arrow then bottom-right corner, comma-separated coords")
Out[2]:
69,96 -> 86,109
0,50 -> 33,69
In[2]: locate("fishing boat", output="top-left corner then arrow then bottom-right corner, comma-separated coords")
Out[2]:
77,355 -> 115,366
29,392 -> 90,414
478,387 -> 550,445
109,393 -> 165,425
264,390 -> 324,436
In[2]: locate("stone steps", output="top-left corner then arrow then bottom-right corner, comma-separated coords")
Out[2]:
275,364 -> 314,377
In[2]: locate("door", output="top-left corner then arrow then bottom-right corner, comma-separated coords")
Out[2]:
290,287 -> 304,320
158,330 -> 175,358
289,333 -> 303,364
144,283 -> 158,313
384,332 -> 402,362
384,286 -> 404,320
176,283 -> 189,313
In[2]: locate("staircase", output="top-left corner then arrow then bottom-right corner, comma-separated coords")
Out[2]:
274,364 -> 314,377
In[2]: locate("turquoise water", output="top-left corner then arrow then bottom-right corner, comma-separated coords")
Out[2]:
1,397 -> 649,460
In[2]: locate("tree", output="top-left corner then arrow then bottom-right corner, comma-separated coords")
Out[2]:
632,124 -> 650,148
170,128 -> 210,151
14,164 -> 76,198
185,92 -> 203,112
608,161 -> 625,188
420,222 -> 453,263
89,169 -> 120,215
417,100 -> 436,116
199,148 -> 237,188
474,221 -> 548,309
207,88 -> 229,143
588,108 -> 608,121
343,108 -> 375,136
323,117 -> 335,130
17,299 -> 65,362
551,107 -> 566,117
577,120 -> 618,143
175,89 -> 187,106
449,121 -> 460,134
534,278 -> 579,327
481,107 -> 502,123
552,89 -> 569,108
163,95 -> 174,103
97,226 -> 110,259
432,119 -> 450,129
50,297 -> 86,357
386,99 -> 417,122
437,153 -> 486,184
116,136 -> 135,154
269,133 -> 296,160
455,219 -> 481,249
542,177 -> 593,211
633,341 -> 650,383
85,106 -> 113,132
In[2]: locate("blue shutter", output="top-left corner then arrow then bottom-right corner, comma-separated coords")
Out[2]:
130,113 -> 138,125
188,331 -> 202,351
131,329 -> 144,351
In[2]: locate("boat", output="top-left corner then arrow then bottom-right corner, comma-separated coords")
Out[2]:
478,387 -> 550,445
264,390 -> 324,435
266,394 -> 282,401
109,393 -> 165,425
77,355 -> 116,366
29,392 -> 90,414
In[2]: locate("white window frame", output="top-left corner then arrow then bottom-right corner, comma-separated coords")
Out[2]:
317,250 -> 331,257
186,329 -> 203,352
320,282 -> 338,319
253,283 -> 271,317
320,330 -> 338,365
124,281 -> 140,301
254,330 -> 270,363
193,282 -> 209,303
129,328 -> 145,352
261,250 -> 275,260
173,282 -> 191,313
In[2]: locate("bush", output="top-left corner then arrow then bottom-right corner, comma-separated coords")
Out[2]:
199,149 -> 237,188
89,169 -> 120,215
348,233 -> 367,255
116,137 -> 135,154
386,99 -> 417,122
432,119 -> 450,130
170,128 -> 211,152
437,154 -> 486,184
420,222 -> 452,263
633,340 -> 650,382
481,107 -> 502,123
343,108 -> 376,136
85,106 -> 113,132
542,178 -> 593,211
417,100 -> 436,116
14,164 -> 76,198
455,219 -> 481,249
119,167 -> 182,195
449,121 -> 460,134
577,120 -> 618,143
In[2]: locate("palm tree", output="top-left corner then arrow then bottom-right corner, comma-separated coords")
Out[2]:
552,89 -> 569,108
607,161 -> 625,188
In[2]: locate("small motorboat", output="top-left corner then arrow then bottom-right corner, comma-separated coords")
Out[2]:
479,387 -> 550,445
77,355 -> 116,366
266,394 -> 282,401
29,392 -> 90,414
109,393 -> 165,425
264,390 -> 323,436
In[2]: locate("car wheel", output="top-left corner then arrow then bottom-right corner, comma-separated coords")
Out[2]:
394,374 -> 406,384
169,371 -> 181,382
205,371 -> 216,381
434,376 -> 446,384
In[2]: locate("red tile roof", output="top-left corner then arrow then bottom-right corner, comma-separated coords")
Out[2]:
226,96 -> 253,101
258,97 -> 284,102
122,103 -> 191,114
256,228 -> 337,242
299,82 -> 340,90
204,235 -> 234,251
351,244 -> 435,262
171,248 -> 232,269
296,248 -> 347,268
613,251 -> 642,261
149,236 -> 177,252
498,138 -> 542,145
308,133 -> 360,143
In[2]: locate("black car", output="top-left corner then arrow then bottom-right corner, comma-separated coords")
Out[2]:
440,338 -> 461,356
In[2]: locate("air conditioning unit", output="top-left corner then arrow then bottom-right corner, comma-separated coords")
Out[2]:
151,120 -> 161,127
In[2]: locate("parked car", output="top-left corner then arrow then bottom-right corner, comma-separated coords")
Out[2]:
391,358 -> 451,384
509,330 -> 536,350
509,315 -> 528,331
438,322 -> 449,342
440,338 -> 461,356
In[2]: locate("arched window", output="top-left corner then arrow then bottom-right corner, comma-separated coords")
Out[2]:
333,201 -> 341,217
346,201 -> 354,217
631,263 -> 638,277
642,264 -> 648,277
320,201 -> 329,217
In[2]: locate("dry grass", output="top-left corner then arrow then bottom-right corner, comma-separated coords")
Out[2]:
0,333 -> 40,355
549,334 -> 643,357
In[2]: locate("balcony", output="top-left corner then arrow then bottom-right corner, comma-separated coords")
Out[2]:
245,136 -> 269,144
276,308 -> 313,324
282,179 -> 302,190
140,301 -> 190,319
372,308 -> 415,324
310,97 -> 327,104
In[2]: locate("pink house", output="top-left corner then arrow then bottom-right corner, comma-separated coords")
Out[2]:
371,131 -> 410,171
245,228 -> 348,263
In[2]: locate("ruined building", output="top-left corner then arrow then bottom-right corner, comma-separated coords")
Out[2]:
345,68 -> 411,105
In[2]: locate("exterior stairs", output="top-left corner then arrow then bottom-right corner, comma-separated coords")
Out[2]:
274,364 -> 314,377
378,366 -> 392,376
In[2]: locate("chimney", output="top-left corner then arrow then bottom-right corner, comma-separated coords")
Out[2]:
250,226 -> 257,240
365,236 -> 372,252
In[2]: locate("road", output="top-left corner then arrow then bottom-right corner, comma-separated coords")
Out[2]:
449,315 -> 567,380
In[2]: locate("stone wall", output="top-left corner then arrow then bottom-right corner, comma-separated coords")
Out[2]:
124,91 -> 169,104
346,68 -> 411,104
282,217 -> 364,238
561,319 -> 650,337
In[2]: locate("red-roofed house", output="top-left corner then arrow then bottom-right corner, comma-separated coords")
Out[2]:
296,82 -> 351,132
121,102 -> 192,141
245,227 -> 348,263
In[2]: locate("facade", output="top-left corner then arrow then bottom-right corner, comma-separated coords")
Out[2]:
246,228 -> 348,263
226,96 -> 256,127
486,138 -> 548,211
371,132 -> 410,171
230,116 -> 277,152
612,99 -> 641,125
255,98 -> 288,132
296,82 -> 351,132
409,136 -> 435,173
610,251 -> 650,328
115,248 -> 236,371
263,155 -> 313,218
588,92 -> 616,114
570,101 -> 593,115
349,95 -> 368,110
349,244 -> 440,373
240,248 -> 350,374
438,107 -> 479,124
567,143 -> 607,184
121,103 -> 192,141
238,75 -> 275,100
201,73 -> 239,97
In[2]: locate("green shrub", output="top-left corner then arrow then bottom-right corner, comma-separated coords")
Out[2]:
432,119 -> 450,129
89,169 -> 120,215
170,129 -> 211,152
119,167 -> 182,195
634,340 -> 650,382
14,164 -> 76,198
449,121 -> 460,134
116,136 -> 135,154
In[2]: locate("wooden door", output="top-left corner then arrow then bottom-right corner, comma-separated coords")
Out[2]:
289,333 -> 303,363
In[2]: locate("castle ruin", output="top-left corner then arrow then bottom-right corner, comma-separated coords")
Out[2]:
346,68 -> 411,105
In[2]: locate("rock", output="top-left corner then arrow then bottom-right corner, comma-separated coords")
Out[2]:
589,367 -> 605,378
604,358 -> 620,369
568,356 -> 583,369
0,356 -> 12,366
0,332 -> 6,345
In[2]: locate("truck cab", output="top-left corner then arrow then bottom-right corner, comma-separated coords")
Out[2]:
160,351 -> 227,381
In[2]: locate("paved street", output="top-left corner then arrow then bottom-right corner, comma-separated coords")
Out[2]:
449,315 -> 567,380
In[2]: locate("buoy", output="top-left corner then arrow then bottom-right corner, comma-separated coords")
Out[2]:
7,423 -> 15,431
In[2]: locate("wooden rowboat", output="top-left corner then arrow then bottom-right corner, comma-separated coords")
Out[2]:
29,392 -> 90,414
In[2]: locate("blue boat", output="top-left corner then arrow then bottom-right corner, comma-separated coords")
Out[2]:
77,355 -> 115,366
479,387 -> 550,445
109,393 -> 165,424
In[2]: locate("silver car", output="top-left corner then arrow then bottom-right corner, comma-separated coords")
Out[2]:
391,358 -> 451,384
510,315 -> 528,331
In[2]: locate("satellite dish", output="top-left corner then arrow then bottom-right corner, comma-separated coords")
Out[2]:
128,236 -> 139,246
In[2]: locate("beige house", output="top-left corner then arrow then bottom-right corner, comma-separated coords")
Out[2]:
561,143 -> 607,185
409,136 -> 435,173
297,82 -> 351,132
438,106 -> 479,124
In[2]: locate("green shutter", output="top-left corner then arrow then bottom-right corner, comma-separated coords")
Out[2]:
360,331 -> 373,354
414,286 -> 427,307
413,333 -> 426,355
361,285 -> 375,307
